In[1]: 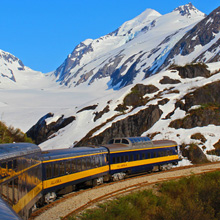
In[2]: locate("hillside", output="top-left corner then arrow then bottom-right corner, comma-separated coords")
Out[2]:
27,62 -> 220,164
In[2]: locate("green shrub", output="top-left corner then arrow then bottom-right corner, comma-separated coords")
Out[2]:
0,121 -> 33,143
69,172 -> 220,220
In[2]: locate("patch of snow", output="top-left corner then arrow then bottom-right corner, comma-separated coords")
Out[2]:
45,115 -> 62,125
175,158 -> 193,167
188,105 -> 201,111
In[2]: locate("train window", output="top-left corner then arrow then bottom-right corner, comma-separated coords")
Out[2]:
8,161 -> 12,170
117,157 -> 120,163
115,139 -> 121,144
105,154 -> 109,163
77,159 -> 82,171
90,157 -> 95,167
14,178 -> 18,203
136,154 -> 140,160
82,158 -> 86,171
120,156 -> 123,163
72,160 -> 76,173
94,156 -> 98,167
1,162 -> 6,169
112,157 -> 116,164
100,155 -> 103,167
8,179 -> 14,204
153,152 -> 157,158
130,154 -> 134,161
13,160 -> 18,172
108,139 -> 114,144
54,163 -> 59,177
86,157 -> 91,169
59,162 -> 65,176
46,164 -> 52,179
166,150 -> 172,156
148,153 -> 151,158
66,161 -> 71,174
122,139 -> 129,145
142,153 -> 145,160
2,182 -> 8,200
125,155 -> 129,162
1,162 -> 7,178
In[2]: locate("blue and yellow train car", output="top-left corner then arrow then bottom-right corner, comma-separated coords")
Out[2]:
104,137 -> 179,180
0,143 -> 42,220
41,146 -> 109,203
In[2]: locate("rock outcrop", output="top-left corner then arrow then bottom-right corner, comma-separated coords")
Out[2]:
26,113 -> 76,144
169,80 -> 220,129
76,104 -> 162,146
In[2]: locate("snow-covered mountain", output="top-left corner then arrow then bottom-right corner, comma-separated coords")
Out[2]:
0,50 -> 56,89
53,3 -> 207,90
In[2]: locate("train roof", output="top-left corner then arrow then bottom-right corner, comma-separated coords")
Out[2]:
0,197 -> 21,220
41,146 -> 108,161
152,140 -> 177,147
0,143 -> 41,161
104,137 -> 177,153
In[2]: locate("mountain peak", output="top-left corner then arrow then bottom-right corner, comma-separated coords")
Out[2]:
0,49 -> 25,72
173,3 -> 205,17
0,49 -> 24,68
117,8 -> 161,36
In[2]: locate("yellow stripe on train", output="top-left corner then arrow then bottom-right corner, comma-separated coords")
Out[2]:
43,165 -> 109,189
42,152 -> 107,163
13,182 -> 42,213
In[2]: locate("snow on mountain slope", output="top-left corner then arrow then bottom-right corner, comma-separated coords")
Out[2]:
0,49 -> 69,131
53,3 -> 205,90
39,61 -> 220,155
159,6 -> 220,70
53,8 -> 161,83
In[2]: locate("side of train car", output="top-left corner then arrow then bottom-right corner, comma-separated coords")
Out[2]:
0,137 -> 180,219
0,143 -> 42,220
105,137 -> 179,180
40,146 -> 109,203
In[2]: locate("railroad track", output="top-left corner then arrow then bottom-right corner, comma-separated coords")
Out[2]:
30,161 -> 220,220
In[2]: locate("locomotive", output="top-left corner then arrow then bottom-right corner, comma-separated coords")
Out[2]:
0,137 -> 180,219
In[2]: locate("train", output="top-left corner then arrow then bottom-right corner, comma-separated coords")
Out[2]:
0,137 -> 180,219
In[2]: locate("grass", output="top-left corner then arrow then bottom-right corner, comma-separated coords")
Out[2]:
68,171 -> 220,220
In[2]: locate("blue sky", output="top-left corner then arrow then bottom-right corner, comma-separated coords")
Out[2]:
0,0 -> 219,73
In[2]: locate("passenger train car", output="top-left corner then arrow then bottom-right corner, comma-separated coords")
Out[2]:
0,143 -> 42,220
104,137 -> 179,181
0,137 -> 180,219
40,146 -> 109,203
